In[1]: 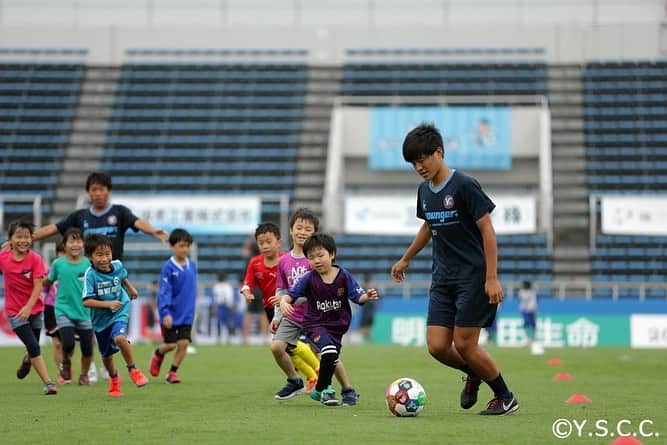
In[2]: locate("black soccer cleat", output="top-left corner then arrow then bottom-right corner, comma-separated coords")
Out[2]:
460,376 -> 481,409
17,354 -> 31,379
479,393 -> 519,416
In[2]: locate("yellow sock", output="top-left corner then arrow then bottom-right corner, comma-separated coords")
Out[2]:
293,341 -> 320,373
291,354 -> 317,381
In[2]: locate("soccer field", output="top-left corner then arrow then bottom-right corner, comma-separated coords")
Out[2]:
0,344 -> 665,445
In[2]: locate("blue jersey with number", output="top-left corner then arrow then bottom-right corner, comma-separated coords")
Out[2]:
417,169 -> 495,283
82,260 -> 131,332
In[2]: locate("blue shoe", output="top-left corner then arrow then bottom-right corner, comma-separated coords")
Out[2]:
341,387 -> 359,406
321,386 -> 339,406
310,387 -> 322,402
275,378 -> 305,400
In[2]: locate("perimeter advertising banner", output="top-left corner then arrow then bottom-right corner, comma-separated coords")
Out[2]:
371,298 -> 667,348
344,195 -> 536,235
601,196 -> 667,235
369,106 -> 512,170
113,195 -> 260,235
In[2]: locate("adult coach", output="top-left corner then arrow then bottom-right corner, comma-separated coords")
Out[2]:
391,124 -> 518,416
32,172 -> 169,260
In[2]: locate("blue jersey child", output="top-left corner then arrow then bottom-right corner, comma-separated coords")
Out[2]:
83,234 -> 149,397
280,233 -> 379,406
149,228 -> 197,384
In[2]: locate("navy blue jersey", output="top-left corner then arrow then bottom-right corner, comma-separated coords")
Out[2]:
288,267 -> 365,338
56,205 -> 138,260
417,169 -> 495,282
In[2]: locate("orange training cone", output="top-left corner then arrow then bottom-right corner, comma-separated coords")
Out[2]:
553,373 -> 572,381
609,437 -> 643,445
565,393 -> 591,404
548,358 -> 563,366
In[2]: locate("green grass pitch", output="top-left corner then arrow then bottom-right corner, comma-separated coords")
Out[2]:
0,344 -> 665,445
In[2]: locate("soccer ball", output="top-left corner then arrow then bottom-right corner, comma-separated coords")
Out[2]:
385,377 -> 426,417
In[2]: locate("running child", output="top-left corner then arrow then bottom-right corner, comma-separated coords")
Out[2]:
0,220 -> 57,394
44,228 -> 94,385
240,223 -> 283,342
83,234 -> 149,397
270,209 -> 359,405
149,229 -> 197,384
42,242 -> 65,372
280,233 -> 379,406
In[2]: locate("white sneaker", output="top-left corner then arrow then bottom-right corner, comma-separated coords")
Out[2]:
530,342 -> 545,355
101,364 -> 110,380
88,362 -> 98,384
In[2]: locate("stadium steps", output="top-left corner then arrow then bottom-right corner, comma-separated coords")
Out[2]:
52,66 -> 120,222
293,66 -> 343,215
548,64 -> 591,282
553,247 -> 591,274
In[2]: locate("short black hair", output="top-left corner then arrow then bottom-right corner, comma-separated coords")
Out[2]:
402,123 -> 444,163
522,281 -> 532,289
62,227 -> 83,244
169,228 -> 193,246
255,222 -> 281,240
303,232 -> 336,258
289,208 -> 320,232
85,171 -> 112,191
55,241 -> 66,254
217,272 -> 227,282
84,234 -> 113,257
8,219 -> 34,238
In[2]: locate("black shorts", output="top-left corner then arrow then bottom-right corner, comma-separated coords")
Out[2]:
44,305 -> 59,337
246,296 -> 263,314
427,277 -> 497,328
263,307 -> 274,323
161,325 -> 192,344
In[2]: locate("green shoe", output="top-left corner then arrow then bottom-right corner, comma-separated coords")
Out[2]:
310,388 -> 322,402
321,386 -> 339,406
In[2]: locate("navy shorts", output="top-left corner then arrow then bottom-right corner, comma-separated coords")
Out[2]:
522,311 -> 536,328
96,321 -> 129,357
305,325 -> 344,350
427,278 -> 497,328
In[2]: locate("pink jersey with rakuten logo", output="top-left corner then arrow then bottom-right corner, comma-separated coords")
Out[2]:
276,252 -> 310,324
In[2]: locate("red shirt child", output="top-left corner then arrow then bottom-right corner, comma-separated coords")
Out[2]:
0,250 -> 47,318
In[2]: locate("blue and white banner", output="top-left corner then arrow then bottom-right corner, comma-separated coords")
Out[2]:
114,195 -> 260,235
369,106 -> 512,170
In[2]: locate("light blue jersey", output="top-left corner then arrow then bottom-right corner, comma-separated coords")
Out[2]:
82,260 -> 131,332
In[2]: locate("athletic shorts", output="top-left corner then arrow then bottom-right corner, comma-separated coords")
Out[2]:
304,325 -> 344,350
162,324 -> 192,343
95,321 -> 128,357
522,311 -> 536,328
246,296 -> 263,314
264,307 -> 275,323
427,278 -> 497,328
9,312 -> 43,331
273,317 -> 302,346
44,305 -> 59,336
56,315 -> 93,331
